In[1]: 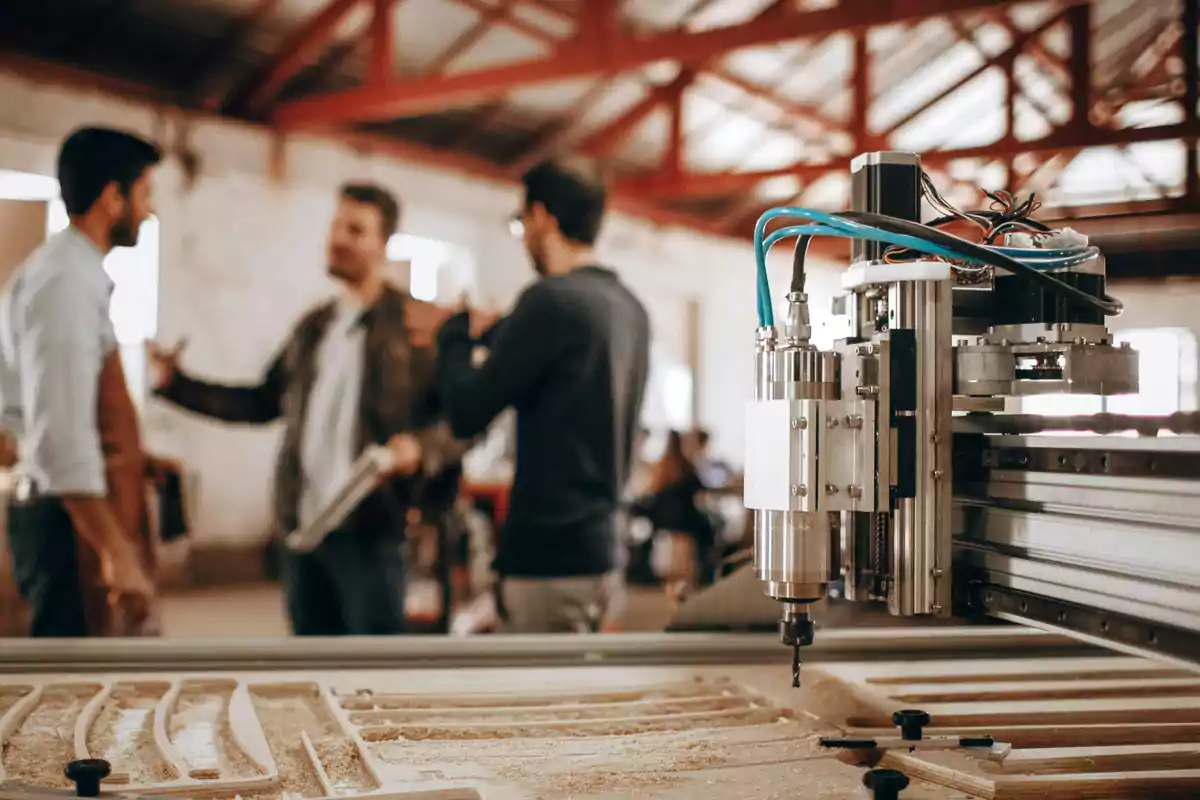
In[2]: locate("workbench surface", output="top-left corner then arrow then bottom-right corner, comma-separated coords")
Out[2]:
0,663 -> 968,800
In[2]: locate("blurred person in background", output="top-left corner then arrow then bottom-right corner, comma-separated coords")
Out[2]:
410,160 -> 650,634
691,429 -> 733,489
0,126 -> 159,637
632,430 -> 714,603
148,184 -> 469,636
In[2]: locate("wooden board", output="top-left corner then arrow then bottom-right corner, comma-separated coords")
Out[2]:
0,665 -> 970,800
816,656 -> 1200,798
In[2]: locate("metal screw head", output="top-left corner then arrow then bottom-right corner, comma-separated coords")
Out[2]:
791,485 -> 808,497
845,414 -> 864,429
791,417 -> 808,430
825,484 -> 839,496
931,469 -> 944,480
826,416 -> 840,429
847,485 -> 863,499
930,567 -> 944,578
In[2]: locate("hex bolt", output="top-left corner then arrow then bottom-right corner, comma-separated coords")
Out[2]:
791,485 -> 808,497
825,484 -> 840,496
791,417 -> 808,430
847,485 -> 863,499
845,414 -> 864,429
827,416 -> 840,429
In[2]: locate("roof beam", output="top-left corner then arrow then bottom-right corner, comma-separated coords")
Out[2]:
368,0 -> 395,85
189,0 -> 286,109
614,121 -> 1200,198
230,0 -> 364,114
575,72 -> 684,156
274,0 -> 1068,129
882,7 -> 1068,137
427,0 -> 521,74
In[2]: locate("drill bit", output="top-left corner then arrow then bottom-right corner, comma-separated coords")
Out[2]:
792,644 -> 801,688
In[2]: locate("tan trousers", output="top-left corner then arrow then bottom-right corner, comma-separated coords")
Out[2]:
500,572 -> 626,633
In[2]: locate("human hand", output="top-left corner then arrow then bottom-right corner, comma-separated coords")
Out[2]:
405,300 -> 456,348
99,540 -> 156,624
385,432 -> 422,476
146,339 -> 186,391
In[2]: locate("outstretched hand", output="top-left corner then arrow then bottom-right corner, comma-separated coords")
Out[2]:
146,339 -> 187,391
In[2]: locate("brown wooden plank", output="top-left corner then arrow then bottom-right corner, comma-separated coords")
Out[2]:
885,678 -> 1200,704
994,768 -> 1200,799
996,742 -> 1200,775
848,696 -> 1200,729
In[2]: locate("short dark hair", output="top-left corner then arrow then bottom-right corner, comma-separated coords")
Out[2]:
57,127 -> 162,216
340,183 -> 401,238
521,159 -> 607,245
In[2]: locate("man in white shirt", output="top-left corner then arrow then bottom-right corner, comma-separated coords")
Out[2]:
1,127 -> 159,636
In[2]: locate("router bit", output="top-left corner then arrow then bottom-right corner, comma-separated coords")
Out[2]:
779,605 -> 814,688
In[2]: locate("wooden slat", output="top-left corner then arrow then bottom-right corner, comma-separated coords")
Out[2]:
996,742 -> 1200,775
885,677 -> 1200,704
848,696 -> 1200,729
846,723 -> 1200,749
994,768 -> 1200,799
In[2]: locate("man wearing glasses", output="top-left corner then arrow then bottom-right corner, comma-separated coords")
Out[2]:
413,160 -> 650,633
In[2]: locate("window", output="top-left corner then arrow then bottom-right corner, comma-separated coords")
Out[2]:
1018,328 -> 1198,416
387,233 -> 473,302
0,170 -> 159,407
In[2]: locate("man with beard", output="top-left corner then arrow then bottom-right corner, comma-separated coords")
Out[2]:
417,160 -> 651,633
0,126 -> 159,636
148,184 -> 466,635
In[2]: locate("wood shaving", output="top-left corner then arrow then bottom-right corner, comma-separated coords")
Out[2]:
250,686 -> 375,798
171,681 -> 259,779
87,683 -> 174,785
1,684 -> 101,787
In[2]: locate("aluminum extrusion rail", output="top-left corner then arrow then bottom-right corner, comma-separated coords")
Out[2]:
0,629 -> 1087,674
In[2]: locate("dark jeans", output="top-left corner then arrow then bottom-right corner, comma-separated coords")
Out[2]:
6,495 -> 89,637
281,526 -> 407,636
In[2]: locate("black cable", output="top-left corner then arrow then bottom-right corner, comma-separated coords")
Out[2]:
790,234 -> 811,293
838,211 -> 1124,316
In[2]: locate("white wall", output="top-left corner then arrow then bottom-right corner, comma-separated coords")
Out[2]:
0,68 -> 796,545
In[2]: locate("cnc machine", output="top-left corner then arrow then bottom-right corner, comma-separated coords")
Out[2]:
743,150 -> 1200,681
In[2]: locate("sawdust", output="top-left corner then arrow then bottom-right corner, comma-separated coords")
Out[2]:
170,681 -> 259,779
0,686 -> 31,718
1,684 -> 101,787
250,686 -> 375,798
339,684 -> 716,712
347,695 -> 753,727
361,707 -> 788,742
86,683 -> 174,786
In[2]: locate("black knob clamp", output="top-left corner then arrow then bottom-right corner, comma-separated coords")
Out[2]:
863,767 -> 910,800
892,709 -> 932,742
64,759 -> 112,798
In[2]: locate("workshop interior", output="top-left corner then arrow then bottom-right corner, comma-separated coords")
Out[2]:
0,0 -> 1199,798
